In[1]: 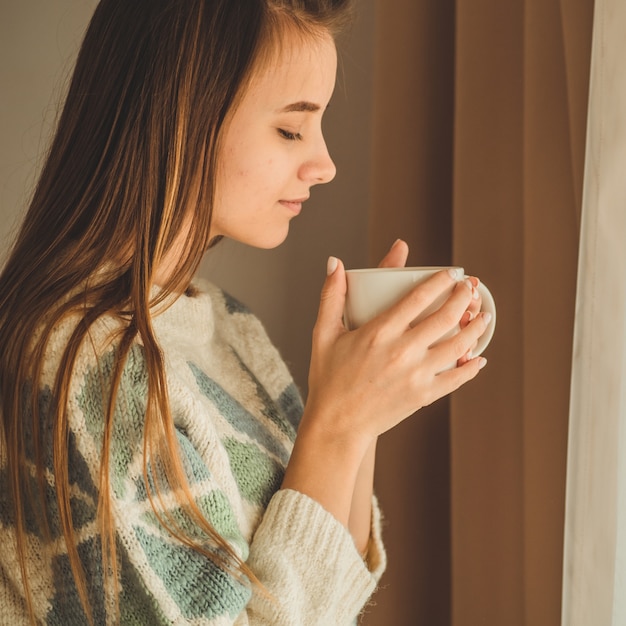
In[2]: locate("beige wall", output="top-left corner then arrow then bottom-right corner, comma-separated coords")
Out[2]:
0,1 -> 96,263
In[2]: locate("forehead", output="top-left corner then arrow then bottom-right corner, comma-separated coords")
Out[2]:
245,32 -> 338,108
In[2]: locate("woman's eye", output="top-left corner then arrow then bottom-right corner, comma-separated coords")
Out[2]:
277,128 -> 303,141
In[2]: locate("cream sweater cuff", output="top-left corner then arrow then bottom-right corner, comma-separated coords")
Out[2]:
247,489 -> 384,625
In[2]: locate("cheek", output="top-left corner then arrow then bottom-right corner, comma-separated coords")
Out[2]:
221,139 -> 248,179
235,158 -> 276,194
225,150 -> 258,183
219,141 -> 279,202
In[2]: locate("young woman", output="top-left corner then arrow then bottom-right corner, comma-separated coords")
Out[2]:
0,0 -> 490,623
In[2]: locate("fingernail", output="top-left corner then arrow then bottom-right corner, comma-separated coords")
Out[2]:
473,287 -> 480,300
482,312 -> 493,326
393,238 -> 404,246
478,357 -> 488,370
465,349 -> 473,361
464,278 -> 473,290
327,256 -> 339,275
448,268 -> 463,280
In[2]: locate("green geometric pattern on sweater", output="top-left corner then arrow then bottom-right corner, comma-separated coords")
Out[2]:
76,343 -> 149,499
222,437 -> 283,508
189,361 -> 291,465
140,490 -> 246,555
231,350 -> 298,440
132,525 -> 250,620
61,343 -> 252,622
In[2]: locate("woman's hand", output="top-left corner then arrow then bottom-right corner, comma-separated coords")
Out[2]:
282,240 -> 490,532
303,255 -> 489,447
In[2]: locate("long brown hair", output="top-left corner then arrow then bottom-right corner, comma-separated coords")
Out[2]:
0,0 -> 352,622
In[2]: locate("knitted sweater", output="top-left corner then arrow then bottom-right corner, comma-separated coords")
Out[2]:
0,280 -> 386,625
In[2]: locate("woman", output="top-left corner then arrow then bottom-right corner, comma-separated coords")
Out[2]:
0,0 -> 490,623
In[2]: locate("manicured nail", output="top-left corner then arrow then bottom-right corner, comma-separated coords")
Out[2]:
464,278 -> 474,290
482,312 -> 493,326
478,357 -> 488,370
465,349 -> 473,361
473,287 -> 480,300
466,310 -> 474,322
327,256 -> 339,275
448,268 -> 463,280
393,238 -> 404,247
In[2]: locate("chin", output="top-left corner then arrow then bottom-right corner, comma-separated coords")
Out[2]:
237,226 -> 291,250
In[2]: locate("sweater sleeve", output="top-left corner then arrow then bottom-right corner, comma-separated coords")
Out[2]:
245,489 -> 386,625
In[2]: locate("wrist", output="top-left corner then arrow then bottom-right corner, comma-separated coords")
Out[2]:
281,411 -> 374,527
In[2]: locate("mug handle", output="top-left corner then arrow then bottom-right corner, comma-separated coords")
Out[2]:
472,281 -> 496,357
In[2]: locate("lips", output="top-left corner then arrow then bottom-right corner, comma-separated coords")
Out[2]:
279,196 -> 308,215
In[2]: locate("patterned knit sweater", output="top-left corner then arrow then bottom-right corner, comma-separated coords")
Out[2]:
0,280 -> 386,625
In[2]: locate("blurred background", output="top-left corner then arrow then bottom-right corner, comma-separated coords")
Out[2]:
0,1 -> 597,624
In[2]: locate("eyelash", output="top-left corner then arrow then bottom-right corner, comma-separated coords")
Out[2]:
277,128 -> 303,141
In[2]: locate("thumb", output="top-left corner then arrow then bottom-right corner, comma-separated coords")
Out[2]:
314,256 -> 347,341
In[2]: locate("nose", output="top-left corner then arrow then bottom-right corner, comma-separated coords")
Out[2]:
300,137 -> 337,185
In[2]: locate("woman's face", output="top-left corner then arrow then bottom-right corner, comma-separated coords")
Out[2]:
210,32 -> 338,248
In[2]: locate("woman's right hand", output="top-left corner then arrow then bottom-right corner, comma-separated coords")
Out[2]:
302,256 -> 490,446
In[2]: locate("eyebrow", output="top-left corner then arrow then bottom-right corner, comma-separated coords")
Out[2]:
278,101 -> 322,113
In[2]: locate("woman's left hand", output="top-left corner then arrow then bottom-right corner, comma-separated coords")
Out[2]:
377,238 -> 409,269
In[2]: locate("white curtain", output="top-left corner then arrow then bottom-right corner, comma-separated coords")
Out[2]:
562,0 -> 626,622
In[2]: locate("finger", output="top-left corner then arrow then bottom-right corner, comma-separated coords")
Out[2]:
413,354 -> 487,408
432,355 -> 488,393
377,268 -> 465,331
429,311 -> 492,371
457,347 -> 473,366
378,239 -> 409,268
466,276 -> 482,316
313,256 -> 348,343
459,310 -> 473,330
457,337 -> 480,365
400,275 -> 473,344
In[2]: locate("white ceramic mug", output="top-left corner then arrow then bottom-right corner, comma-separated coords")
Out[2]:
344,266 -> 496,359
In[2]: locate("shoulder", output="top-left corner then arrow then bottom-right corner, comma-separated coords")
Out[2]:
37,307 -> 124,390
191,278 -> 252,316
187,279 -> 303,423
185,278 -> 271,349
190,278 -> 275,353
